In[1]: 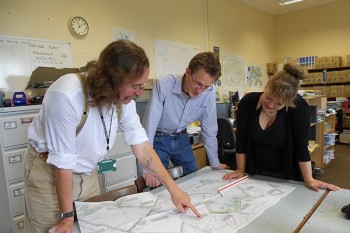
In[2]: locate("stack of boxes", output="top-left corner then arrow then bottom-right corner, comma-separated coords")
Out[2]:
315,56 -> 342,68
299,55 -> 350,97
301,70 -> 350,97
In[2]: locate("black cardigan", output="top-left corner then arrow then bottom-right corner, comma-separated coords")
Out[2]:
236,92 -> 311,181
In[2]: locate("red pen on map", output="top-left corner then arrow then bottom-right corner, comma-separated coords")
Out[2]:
218,175 -> 249,193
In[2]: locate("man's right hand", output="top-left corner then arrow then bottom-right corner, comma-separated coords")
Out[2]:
143,173 -> 162,187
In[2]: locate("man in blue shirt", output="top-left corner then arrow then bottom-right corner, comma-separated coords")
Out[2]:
141,52 -> 229,187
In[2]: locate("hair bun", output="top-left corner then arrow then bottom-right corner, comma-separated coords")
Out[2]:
283,62 -> 308,80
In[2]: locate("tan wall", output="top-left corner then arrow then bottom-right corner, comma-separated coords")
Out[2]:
274,0 -> 350,65
0,0 -> 206,80
207,0 -> 275,94
0,0 -> 275,96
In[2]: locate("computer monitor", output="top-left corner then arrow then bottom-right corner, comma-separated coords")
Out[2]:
216,102 -> 231,118
135,100 -> 148,122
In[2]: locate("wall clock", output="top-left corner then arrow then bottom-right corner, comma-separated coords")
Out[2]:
69,16 -> 89,37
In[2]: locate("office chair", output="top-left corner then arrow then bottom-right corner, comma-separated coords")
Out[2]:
84,184 -> 137,202
135,166 -> 184,193
217,117 -> 237,170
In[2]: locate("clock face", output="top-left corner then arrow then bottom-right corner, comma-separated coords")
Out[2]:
70,16 -> 89,36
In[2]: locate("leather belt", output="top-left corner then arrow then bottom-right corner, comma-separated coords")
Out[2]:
156,128 -> 187,136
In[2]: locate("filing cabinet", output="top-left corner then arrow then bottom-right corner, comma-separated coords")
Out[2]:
0,106 -> 137,233
98,132 -> 137,193
0,105 -> 40,233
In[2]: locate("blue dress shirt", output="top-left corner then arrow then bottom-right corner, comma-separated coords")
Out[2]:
142,74 -> 220,169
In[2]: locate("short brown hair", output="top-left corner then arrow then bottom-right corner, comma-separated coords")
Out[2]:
188,52 -> 221,81
86,40 -> 149,107
265,62 -> 307,107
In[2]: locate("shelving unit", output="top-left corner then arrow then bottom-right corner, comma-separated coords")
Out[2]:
301,66 -> 350,98
304,96 -> 336,169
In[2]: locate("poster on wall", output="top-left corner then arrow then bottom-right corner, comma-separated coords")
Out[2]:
220,54 -> 246,101
0,35 -> 72,91
111,28 -> 135,42
155,39 -> 198,78
247,65 -> 262,88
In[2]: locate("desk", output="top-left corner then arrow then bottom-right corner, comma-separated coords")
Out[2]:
151,167 -> 349,233
300,189 -> 350,233
75,167 -> 349,232
192,143 -> 206,169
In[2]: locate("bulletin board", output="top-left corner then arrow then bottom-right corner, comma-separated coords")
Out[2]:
0,35 -> 72,91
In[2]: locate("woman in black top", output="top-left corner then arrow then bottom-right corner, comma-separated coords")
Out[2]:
223,62 -> 339,192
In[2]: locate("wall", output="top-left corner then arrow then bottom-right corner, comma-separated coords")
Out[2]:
0,0 -> 205,79
274,0 -> 350,65
207,0 -> 275,94
0,0 -> 274,97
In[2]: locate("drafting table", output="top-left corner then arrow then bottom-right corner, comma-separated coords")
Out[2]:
151,166 -> 349,233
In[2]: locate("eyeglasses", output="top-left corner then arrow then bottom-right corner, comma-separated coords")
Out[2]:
128,81 -> 148,93
191,75 -> 213,91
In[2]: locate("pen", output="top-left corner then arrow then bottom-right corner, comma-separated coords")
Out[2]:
218,175 -> 249,193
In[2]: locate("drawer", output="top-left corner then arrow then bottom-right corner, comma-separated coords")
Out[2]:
4,148 -> 26,182
104,153 -> 136,185
9,182 -> 25,215
109,132 -> 132,156
13,215 -> 25,233
105,179 -> 136,192
0,113 -> 37,148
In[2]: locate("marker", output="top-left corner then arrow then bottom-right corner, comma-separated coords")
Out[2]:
218,175 -> 249,193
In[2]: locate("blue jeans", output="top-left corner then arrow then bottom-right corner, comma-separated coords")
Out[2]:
153,132 -> 197,175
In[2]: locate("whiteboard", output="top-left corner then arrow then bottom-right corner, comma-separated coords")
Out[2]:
0,35 -> 72,91
155,39 -> 198,78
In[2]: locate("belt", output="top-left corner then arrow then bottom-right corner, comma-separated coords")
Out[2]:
38,152 -> 85,175
156,129 -> 187,136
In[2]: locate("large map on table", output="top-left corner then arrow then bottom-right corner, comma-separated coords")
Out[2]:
75,171 -> 295,233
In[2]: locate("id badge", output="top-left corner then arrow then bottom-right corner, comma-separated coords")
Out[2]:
97,159 -> 117,174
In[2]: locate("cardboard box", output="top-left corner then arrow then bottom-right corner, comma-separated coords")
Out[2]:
25,67 -> 80,97
319,57 -> 327,68
327,71 -> 334,83
326,56 -> 333,68
337,85 -> 345,97
332,56 -> 342,67
338,70 -> 346,83
326,86 -> 332,97
344,85 -> 350,97
345,70 -> 350,82
330,86 -> 338,97
316,72 -> 323,83
315,57 -> 321,68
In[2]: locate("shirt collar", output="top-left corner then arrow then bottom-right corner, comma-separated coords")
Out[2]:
172,74 -> 185,95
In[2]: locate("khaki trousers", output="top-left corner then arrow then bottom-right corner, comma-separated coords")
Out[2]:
24,144 -> 100,233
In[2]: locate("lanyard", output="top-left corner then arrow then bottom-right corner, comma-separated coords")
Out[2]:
98,107 -> 114,155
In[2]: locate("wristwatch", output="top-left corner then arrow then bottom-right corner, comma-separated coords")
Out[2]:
58,210 -> 74,220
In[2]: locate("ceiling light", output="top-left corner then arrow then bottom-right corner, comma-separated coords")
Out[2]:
279,0 -> 304,5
